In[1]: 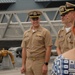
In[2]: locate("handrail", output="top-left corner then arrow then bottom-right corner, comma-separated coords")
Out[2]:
0,8 -> 62,40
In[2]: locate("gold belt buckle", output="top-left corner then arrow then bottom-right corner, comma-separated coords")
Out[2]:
32,57 -> 36,61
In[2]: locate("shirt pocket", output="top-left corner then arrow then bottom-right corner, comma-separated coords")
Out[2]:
67,35 -> 74,44
58,37 -> 65,46
67,36 -> 73,44
67,36 -> 73,49
67,33 -> 73,43
35,34 -> 43,41
24,35 -> 30,43
59,36 -> 64,42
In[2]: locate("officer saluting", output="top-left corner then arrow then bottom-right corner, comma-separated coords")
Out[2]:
21,10 -> 53,75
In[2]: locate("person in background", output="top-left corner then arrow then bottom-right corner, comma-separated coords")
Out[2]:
21,10 -> 53,75
51,2 -> 75,75
65,2 -> 75,46
51,24 -> 75,75
55,2 -> 75,55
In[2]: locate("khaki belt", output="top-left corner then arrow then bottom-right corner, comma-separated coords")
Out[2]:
27,57 -> 45,61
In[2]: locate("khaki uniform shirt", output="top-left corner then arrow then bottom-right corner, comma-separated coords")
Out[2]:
55,27 -> 75,53
21,26 -> 52,58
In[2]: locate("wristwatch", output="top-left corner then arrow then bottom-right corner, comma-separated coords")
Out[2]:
44,62 -> 48,65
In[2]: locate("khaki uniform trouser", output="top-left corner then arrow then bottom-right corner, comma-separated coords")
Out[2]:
25,57 -> 47,75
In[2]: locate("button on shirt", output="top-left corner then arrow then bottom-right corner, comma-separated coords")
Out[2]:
21,26 -> 53,58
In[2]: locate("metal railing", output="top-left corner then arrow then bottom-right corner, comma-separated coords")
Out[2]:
0,8 -> 63,40
0,0 -> 16,3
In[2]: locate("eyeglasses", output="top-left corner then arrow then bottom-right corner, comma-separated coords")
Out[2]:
31,17 -> 39,21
